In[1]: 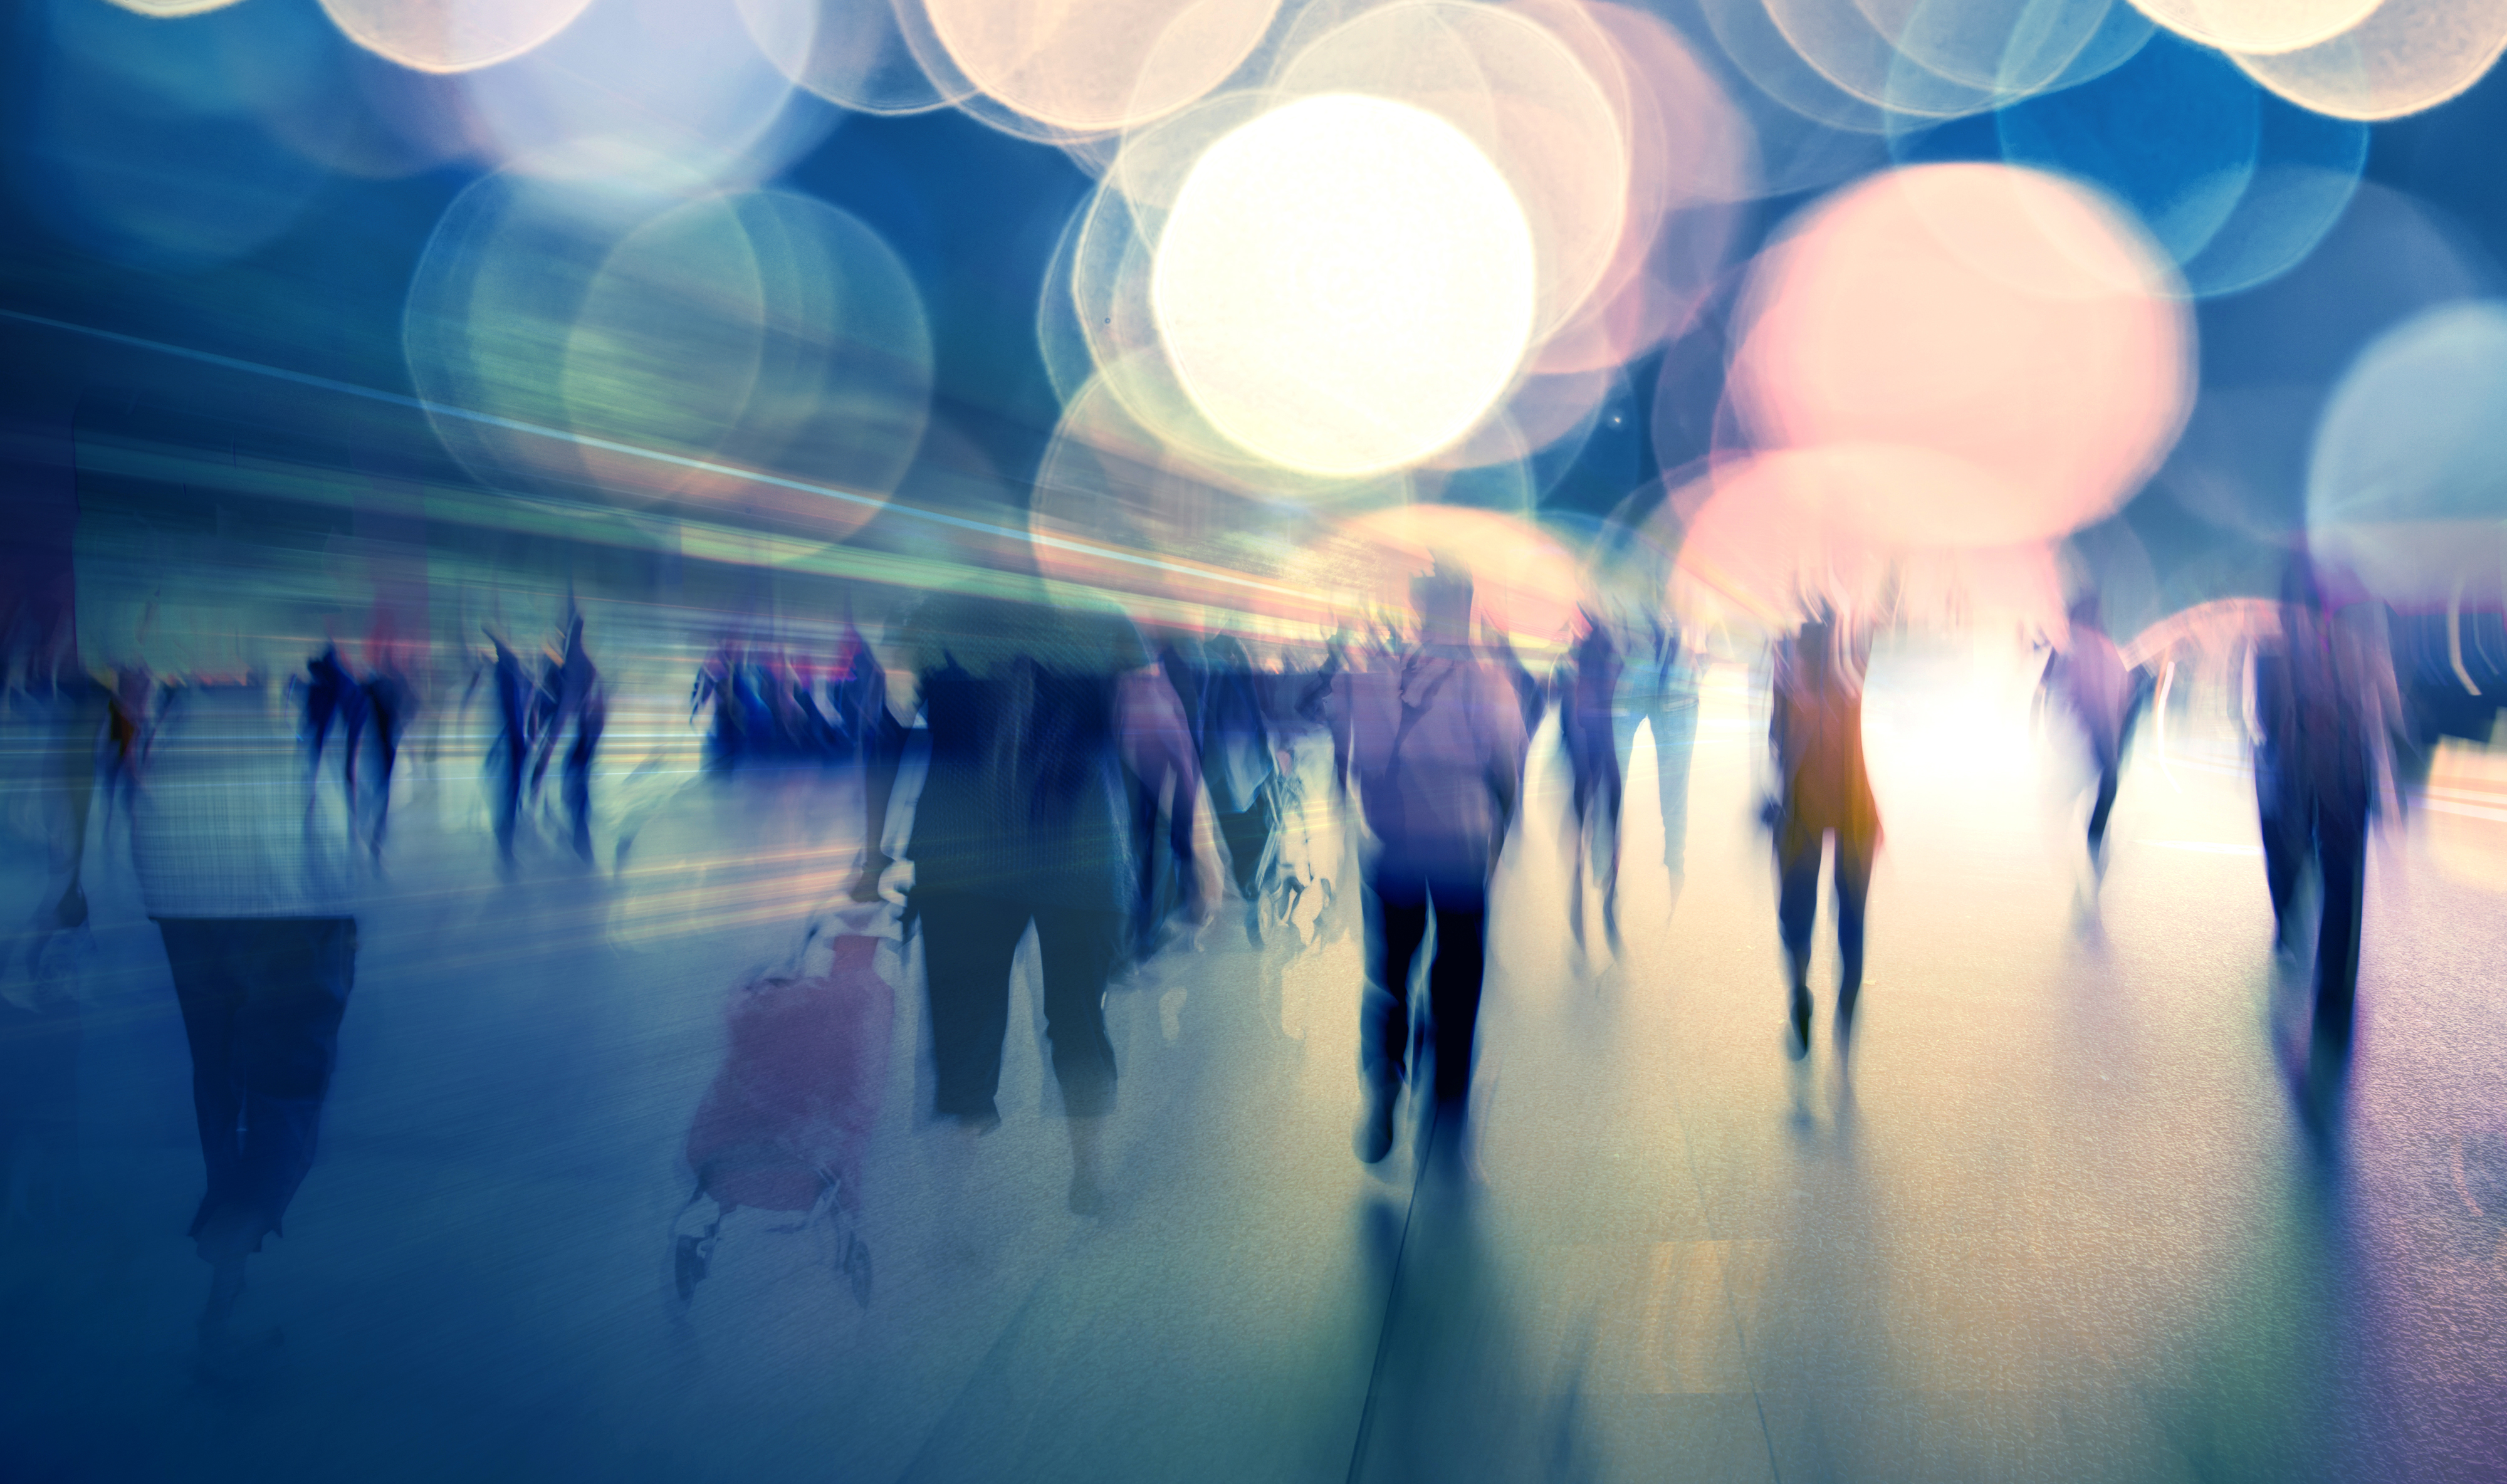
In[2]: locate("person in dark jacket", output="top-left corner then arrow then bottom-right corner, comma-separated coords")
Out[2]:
1559,608 -> 1624,953
2250,555 -> 2401,1048
884,585 -> 1218,1213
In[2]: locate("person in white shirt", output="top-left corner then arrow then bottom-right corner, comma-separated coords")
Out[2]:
128,662 -> 363,1351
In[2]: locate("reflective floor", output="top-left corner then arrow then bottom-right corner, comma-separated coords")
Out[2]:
4,644 -> 2504,1483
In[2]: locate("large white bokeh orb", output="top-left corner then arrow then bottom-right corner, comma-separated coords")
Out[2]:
1150,93 -> 1537,478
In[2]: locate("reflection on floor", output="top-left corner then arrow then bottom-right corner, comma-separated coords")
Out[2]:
3,646 -> 2504,1483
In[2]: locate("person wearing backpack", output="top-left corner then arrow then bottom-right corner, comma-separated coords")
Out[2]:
1337,558 -> 1529,1165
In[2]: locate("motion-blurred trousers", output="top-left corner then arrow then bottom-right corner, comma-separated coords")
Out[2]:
157,917 -> 357,1257
917,892 -> 1121,1122
1777,830 -> 1871,995
1611,689 -> 1698,879
1363,871 -> 1487,1109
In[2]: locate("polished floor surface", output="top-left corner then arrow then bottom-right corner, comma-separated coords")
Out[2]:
3,643 -> 2504,1483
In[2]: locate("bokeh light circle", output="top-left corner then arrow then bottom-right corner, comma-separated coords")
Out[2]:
1273,0 -> 1628,335
1727,163 -> 2194,546
2128,0 -> 2384,56
2308,299 -> 2507,605
1149,93 -> 1537,478
735,0 -> 975,115
921,0 -> 1280,133
2230,0 -> 2507,122
455,0 -> 820,187
318,0 -> 599,74
404,173 -> 929,534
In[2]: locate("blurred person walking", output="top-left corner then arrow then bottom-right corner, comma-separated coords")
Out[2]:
1559,607 -> 1624,954
1338,560 -> 1529,1164
2040,593 -> 2147,881
0,656 -> 109,1235
1614,603 -> 1698,891
480,629 -> 533,865
882,586 -> 1218,1215
2251,557 -> 2402,1048
530,611 -> 605,862
357,625 -> 416,862
1769,609 -> 1880,1056
1198,632 -> 1278,944
127,661 -> 364,1359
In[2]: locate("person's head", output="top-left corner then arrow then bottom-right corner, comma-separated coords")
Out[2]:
1411,556 -> 1475,644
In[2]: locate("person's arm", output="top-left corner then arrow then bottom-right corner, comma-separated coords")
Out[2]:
1485,668 -> 1527,869
1117,665 -> 1225,924
1328,667 -> 1353,800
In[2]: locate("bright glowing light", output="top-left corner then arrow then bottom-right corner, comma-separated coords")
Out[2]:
318,0 -> 597,74
923,0 -> 1279,132
1274,1 -> 1627,334
2128,0 -> 2384,56
1151,94 -> 1537,478
1729,164 -> 2192,546
2231,0 -> 2507,122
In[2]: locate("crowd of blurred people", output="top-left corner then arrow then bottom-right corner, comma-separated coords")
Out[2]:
3,531 -> 2497,1363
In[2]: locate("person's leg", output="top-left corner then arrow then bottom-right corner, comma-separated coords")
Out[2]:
2312,798 -> 2368,1045
855,708 -> 908,898
1595,763 -> 1625,946
1359,871 -> 1428,1161
1776,832 -> 1821,1051
228,919 -> 357,1248
1218,794 -> 1271,902
159,921 -> 247,1248
494,728 -> 525,861
1422,879 -> 1489,1114
1032,906 -> 1123,1120
1833,835 -> 1875,1032
2256,755 -> 2300,946
2086,735 -> 2122,858
1654,696 -> 1699,882
565,705 -> 602,861
367,689 -> 400,855
1032,906 -> 1126,1212
914,893 -> 1027,1127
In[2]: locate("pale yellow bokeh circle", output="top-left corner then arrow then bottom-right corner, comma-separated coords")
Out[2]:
2231,0 -> 2507,121
923,0 -> 1280,133
1149,93 -> 1538,478
2128,0 -> 2386,56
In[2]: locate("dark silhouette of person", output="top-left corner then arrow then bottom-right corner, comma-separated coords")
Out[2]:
127,667 -> 363,1358
1559,607 -> 1625,953
884,586 -> 1217,1213
1337,560 -> 1528,1164
481,629 -> 533,865
1198,631 -> 1279,941
2252,556 -> 2401,1048
359,639 -> 414,862
533,612 -> 604,862
2041,593 -> 2147,874
1769,610 -> 1880,1055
